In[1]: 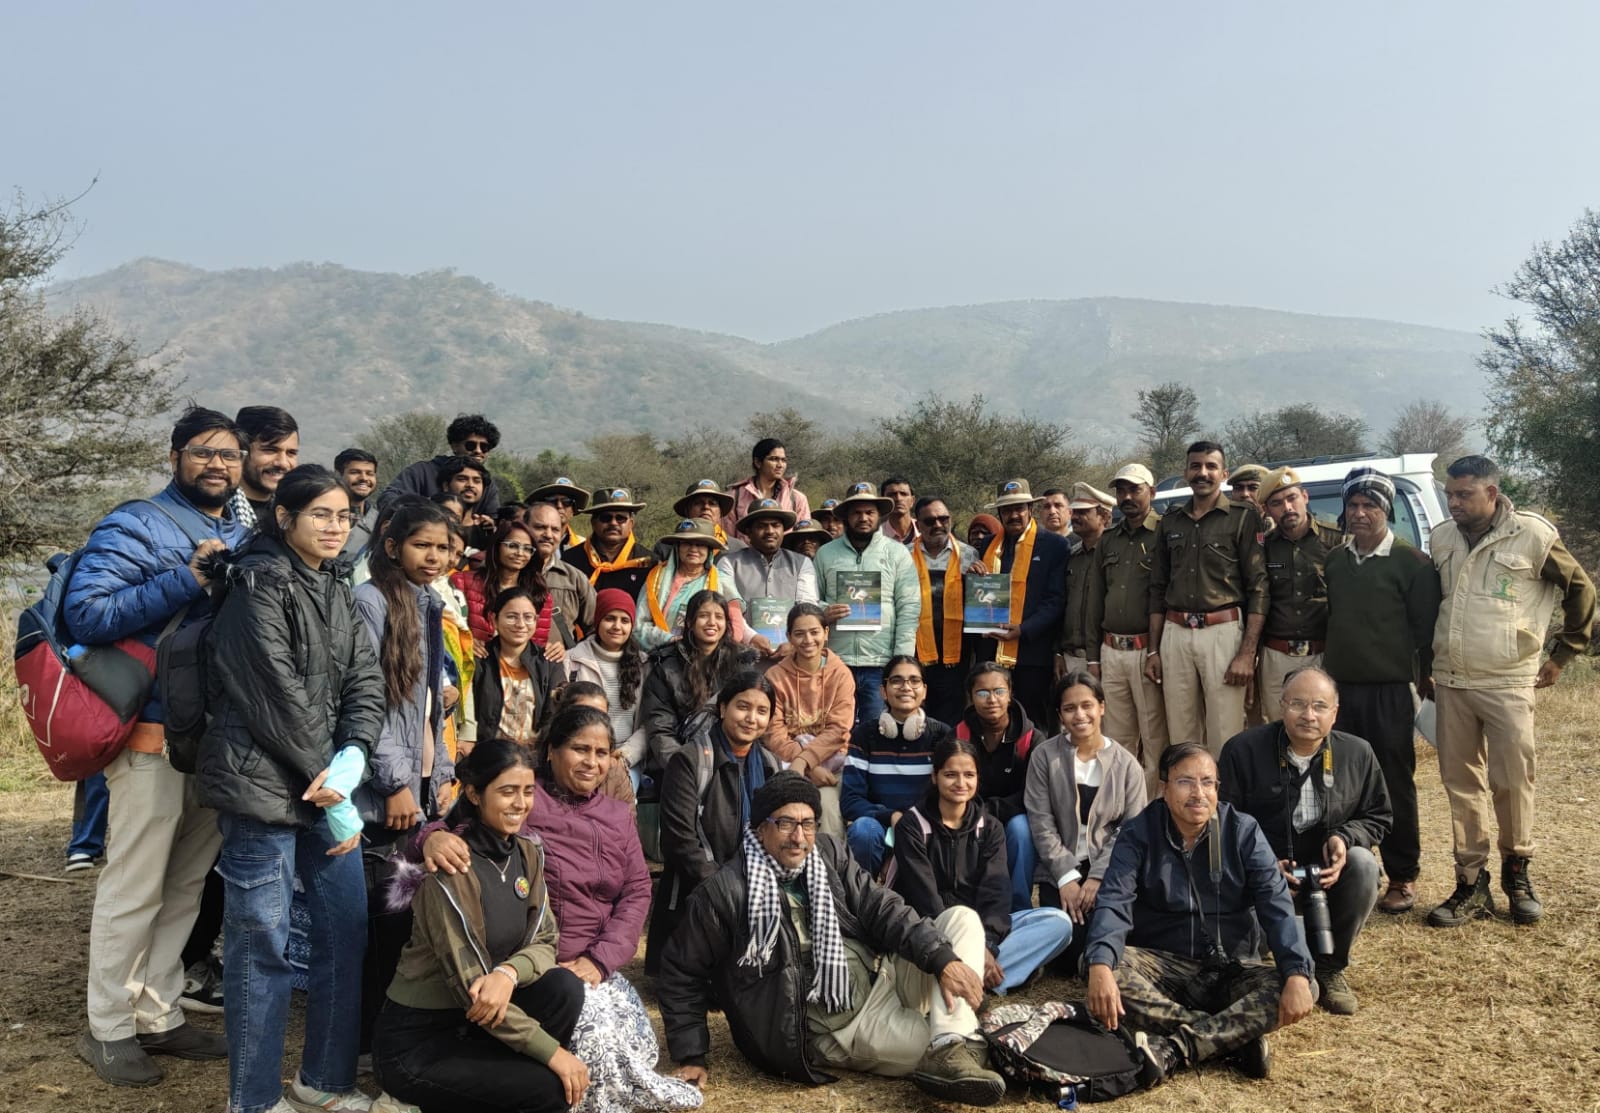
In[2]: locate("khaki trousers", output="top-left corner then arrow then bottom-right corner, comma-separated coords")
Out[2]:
1160,619 -> 1246,757
816,785 -> 845,842
1257,647 -> 1324,722
86,748 -> 221,1040
1435,684 -> 1537,877
812,906 -> 985,1077
1100,644 -> 1170,798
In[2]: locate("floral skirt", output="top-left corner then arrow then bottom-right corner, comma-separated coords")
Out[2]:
571,974 -> 704,1113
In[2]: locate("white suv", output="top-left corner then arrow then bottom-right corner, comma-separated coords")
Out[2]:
1152,453 -> 1449,552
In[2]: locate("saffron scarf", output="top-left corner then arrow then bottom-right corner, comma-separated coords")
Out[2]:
580,532 -> 651,586
564,524 -> 585,549
912,539 -> 964,666
643,555 -> 719,635
983,518 -> 1036,667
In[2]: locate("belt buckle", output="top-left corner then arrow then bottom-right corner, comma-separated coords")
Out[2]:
1186,612 -> 1204,629
1112,634 -> 1136,651
1288,640 -> 1311,657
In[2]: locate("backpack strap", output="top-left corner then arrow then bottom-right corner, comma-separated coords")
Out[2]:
118,498 -> 213,551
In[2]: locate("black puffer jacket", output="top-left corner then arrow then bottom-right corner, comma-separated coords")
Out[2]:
198,536 -> 385,826
890,789 -> 1012,952
471,637 -> 566,743
638,640 -> 757,771
658,833 -> 961,1084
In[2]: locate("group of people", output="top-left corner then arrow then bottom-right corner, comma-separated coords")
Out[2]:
53,407 -> 1594,1111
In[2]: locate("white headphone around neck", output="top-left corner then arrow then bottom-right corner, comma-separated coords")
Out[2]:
880,707 -> 927,741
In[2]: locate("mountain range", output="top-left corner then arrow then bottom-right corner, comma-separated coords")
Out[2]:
48,259 -> 1487,456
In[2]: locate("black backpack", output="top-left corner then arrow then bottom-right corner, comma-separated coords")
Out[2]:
155,599 -> 211,774
980,1000 -> 1143,1105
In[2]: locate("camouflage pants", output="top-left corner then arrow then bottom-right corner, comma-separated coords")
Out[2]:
1115,946 -> 1303,1064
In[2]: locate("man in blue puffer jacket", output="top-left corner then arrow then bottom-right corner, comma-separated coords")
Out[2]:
63,406 -> 251,1089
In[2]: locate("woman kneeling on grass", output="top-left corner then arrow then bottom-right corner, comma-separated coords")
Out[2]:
890,736 -> 1074,995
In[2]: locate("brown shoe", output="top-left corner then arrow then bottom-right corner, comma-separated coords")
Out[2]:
1378,880 -> 1416,914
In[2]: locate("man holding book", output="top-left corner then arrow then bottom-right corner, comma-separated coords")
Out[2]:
717,497 -> 820,655
909,496 -> 984,724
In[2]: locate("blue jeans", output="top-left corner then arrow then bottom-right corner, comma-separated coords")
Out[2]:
994,908 -> 1074,993
1004,813 -> 1037,912
219,813 -> 367,1113
68,772 -> 109,859
850,666 -> 884,726
847,816 -> 889,875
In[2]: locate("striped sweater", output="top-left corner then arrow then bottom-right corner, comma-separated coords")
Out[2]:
840,715 -> 955,826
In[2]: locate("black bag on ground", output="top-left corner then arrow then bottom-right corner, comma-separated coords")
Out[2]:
979,1000 -> 1143,1104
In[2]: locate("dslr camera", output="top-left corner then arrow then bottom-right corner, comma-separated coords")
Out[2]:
1291,863 -> 1334,955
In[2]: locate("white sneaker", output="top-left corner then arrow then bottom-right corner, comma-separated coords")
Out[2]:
285,1075 -> 372,1112
370,1094 -> 421,1113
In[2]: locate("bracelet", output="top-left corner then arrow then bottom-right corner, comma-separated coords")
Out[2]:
492,964 -> 518,988
1145,649 -> 1160,658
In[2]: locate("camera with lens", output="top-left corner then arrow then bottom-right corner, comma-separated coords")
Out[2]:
1291,863 -> 1334,955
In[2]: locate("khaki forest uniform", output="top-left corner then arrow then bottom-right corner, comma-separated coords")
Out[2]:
1430,497 -> 1595,879
1257,516 -> 1344,715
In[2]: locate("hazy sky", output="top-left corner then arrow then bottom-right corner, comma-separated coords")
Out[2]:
9,2 -> 1599,341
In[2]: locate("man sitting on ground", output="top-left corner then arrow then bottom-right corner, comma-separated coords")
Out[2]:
1219,667 -> 1390,1015
1084,742 -> 1316,1086
659,772 -> 1007,1106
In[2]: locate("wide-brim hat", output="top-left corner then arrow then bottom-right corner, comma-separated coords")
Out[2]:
835,481 -> 893,516
812,498 -> 841,521
782,519 -> 832,549
1257,466 -> 1305,507
993,478 -> 1035,508
580,485 -> 645,514
526,477 -> 591,510
737,497 -> 798,532
673,479 -> 735,518
657,516 -> 727,552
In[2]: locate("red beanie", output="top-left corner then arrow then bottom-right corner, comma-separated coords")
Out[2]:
594,588 -> 637,624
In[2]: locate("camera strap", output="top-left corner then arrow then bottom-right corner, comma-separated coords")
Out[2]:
1179,816 -> 1229,964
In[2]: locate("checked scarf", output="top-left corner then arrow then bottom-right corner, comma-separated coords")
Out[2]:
738,827 -> 852,1014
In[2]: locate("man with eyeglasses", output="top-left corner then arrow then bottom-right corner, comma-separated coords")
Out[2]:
527,477 -> 591,552
660,772 -> 1007,1105
64,406 -> 250,1087
1218,667 -> 1390,1016
564,487 -> 657,595
1084,742 -> 1316,1088
909,497 -> 982,724
226,405 -> 300,528
378,413 -> 504,519
524,501 -> 596,648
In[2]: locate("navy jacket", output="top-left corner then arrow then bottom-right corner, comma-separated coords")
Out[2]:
63,481 -> 249,722
1084,800 -> 1314,986
978,525 -> 1070,668
377,453 -> 502,518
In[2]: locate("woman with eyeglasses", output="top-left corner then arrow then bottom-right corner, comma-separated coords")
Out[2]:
1023,671 -> 1146,971
722,437 -> 813,536
840,656 -> 956,877
955,662 -> 1040,911
890,736 -> 1074,995
198,464 -> 386,1113
454,520 -> 564,664
472,587 -> 567,749
646,671 -> 780,974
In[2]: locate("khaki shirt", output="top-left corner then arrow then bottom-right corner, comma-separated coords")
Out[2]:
1262,517 -> 1344,639
1085,511 -> 1161,660
1149,499 -> 1269,617
1060,540 -> 1099,655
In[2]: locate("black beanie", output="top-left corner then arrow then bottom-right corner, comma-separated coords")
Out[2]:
749,771 -> 822,828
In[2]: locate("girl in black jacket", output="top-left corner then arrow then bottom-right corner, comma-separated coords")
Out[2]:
955,662 -> 1040,910
637,590 -> 756,776
472,586 -> 566,748
890,736 -> 1073,995
200,465 -> 385,1113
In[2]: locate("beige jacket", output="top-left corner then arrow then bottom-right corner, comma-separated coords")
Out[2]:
1432,497 -> 1565,689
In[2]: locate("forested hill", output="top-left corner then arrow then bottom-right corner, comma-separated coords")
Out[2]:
49,259 -> 1484,455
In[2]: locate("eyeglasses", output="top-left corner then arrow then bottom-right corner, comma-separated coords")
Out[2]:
763,816 -> 818,836
300,509 -> 355,530
973,687 -> 1009,701
1171,777 -> 1219,792
593,513 -> 632,525
499,614 -> 537,626
182,445 -> 243,464
919,514 -> 952,525
1283,699 -> 1335,715
545,496 -> 575,508
885,676 -> 925,689
462,439 -> 491,452
500,542 -> 535,554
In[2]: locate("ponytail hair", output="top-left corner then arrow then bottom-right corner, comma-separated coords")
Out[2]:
368,501 -> 453,707
445,739 -> 538,827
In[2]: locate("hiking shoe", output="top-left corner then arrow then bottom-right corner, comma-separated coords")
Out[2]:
137,1022 -> 227,1060
1230,1034 -> 1272,1079
912,1038 -> 1006,1106
1501,856 -> 1543,925
286,1075 -> 374,1112
76,1032 -> 162,1088
1315,969 -> 1359,1015
1134,1031 -> 1186,1089
1377,880 -> 1416,914
370,1094 -> 421,1113
65,852 -> 98,873
179,958 -> 224,1014
1425,871 -> 1495,928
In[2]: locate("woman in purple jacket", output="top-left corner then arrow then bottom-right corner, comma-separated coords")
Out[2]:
415,705 -> 699,1112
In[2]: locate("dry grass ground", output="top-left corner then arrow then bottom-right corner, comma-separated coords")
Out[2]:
0,665 -> 1597,1113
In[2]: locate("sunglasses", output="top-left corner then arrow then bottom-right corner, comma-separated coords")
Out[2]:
462,439 -> 491,452
593,512 -> 633,525
545,496 -> 576,508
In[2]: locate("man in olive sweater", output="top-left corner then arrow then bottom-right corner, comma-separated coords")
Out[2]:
1323,469 -> 1441,914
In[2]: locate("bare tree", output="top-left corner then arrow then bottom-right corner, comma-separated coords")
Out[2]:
1380,400 -> 1472,473
1223,404 -> 1367,463
1131,382 -> 1200,479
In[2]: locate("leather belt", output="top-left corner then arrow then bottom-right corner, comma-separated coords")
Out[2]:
1164,606 -> 1242,629
1264,637 -> 1325,657
1103,632 -> 1150,651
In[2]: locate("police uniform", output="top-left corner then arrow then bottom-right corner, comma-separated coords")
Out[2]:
1258,515 -> 1344,714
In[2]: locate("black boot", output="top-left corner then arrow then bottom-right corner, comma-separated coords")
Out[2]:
1425,871 -> 1495,928
1501,856 -> 1543,925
